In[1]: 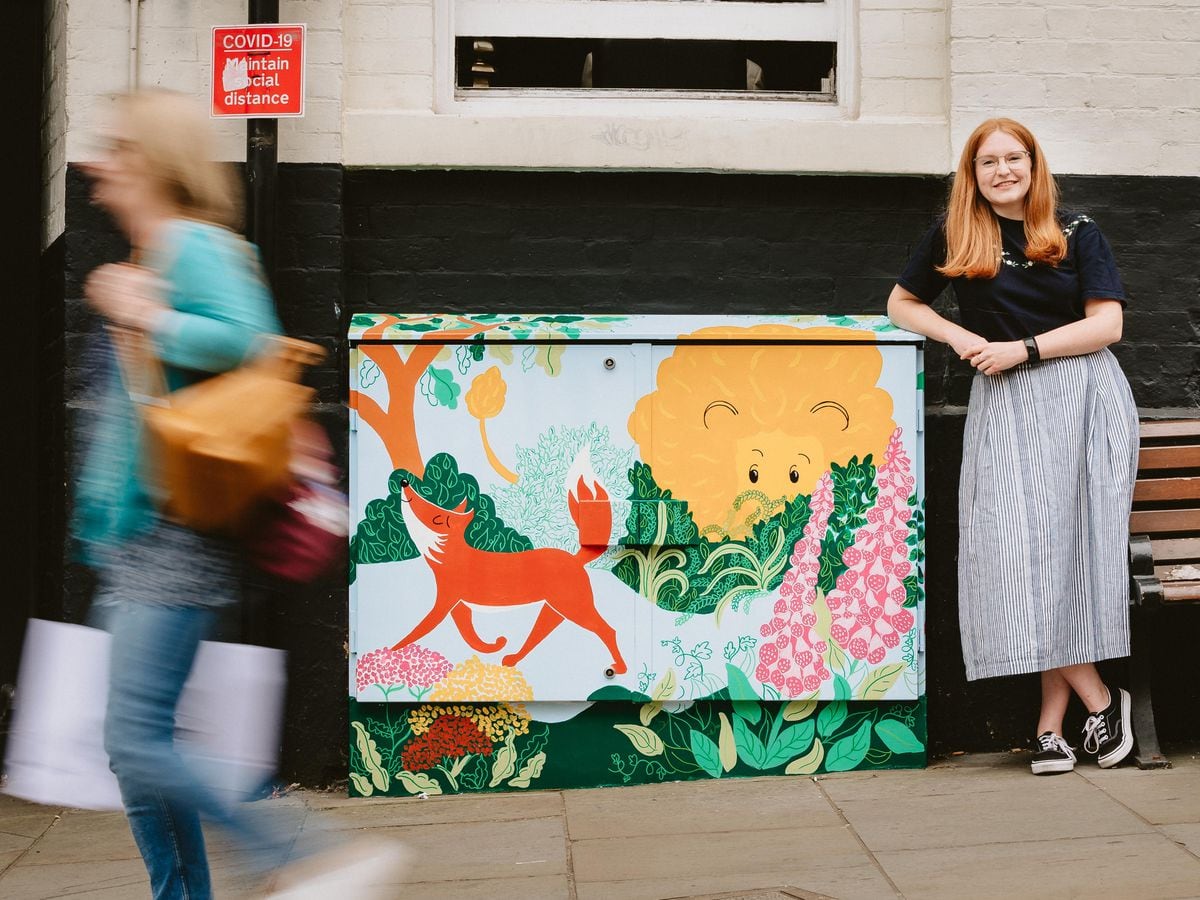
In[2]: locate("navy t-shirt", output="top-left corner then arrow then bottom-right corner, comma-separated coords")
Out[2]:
898,212 -> 1128,342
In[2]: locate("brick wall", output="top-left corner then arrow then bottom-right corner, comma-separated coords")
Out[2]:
951,1 -> 1200,175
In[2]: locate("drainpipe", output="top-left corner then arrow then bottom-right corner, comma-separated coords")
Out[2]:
128,0 -> 139,88
246,0 -> 279,276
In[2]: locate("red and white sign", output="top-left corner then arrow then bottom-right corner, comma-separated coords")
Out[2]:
211,24 -> 306,118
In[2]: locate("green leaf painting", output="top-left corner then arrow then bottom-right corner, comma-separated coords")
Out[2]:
350,453 -> 532,583
817,701 -> 847,739
690,730 -> 723,778
420,365 -> 461,409
348,695 -> 924,796
873,719 -> 924,755
763,721 -> 816,769
824,719 -> 874,772
612,462 -> 812,617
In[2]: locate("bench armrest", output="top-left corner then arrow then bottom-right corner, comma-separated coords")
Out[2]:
1130,534 -> 1155,577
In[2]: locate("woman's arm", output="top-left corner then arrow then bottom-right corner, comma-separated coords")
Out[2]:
1035,299 -> 1123,359
887,284 -> 987,359
960,299 -> 1123,376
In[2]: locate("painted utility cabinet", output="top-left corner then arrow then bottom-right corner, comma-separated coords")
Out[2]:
348,313 -> 925,797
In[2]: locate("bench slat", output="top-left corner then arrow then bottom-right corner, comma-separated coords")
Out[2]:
1149,537 -> 1200,564
1134,476 -> 1200,503
1138,445 -> 1200,471
1130,508 -> 1200,535
1163,581 -> 1200,603
1141,420 -> 1200,440
1155,562 -> 1200,581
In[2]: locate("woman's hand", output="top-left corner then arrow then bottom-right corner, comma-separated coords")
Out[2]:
949,331 -> 988,360
962,340 -> 1028,376
85,263 -> 167,332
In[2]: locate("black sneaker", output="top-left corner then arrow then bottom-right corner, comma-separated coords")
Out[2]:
1031,731 -> 1076,775
1082,686 -> 1134,768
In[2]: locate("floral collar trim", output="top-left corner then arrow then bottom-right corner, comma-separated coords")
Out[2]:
1001,215 -> 1093,269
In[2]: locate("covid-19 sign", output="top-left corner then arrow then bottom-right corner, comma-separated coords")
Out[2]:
211,24 -> 305,118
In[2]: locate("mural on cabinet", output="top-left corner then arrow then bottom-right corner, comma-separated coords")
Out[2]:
348,313 -> 925,796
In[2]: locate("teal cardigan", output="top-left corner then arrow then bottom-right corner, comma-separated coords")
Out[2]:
73,220 -> 282,567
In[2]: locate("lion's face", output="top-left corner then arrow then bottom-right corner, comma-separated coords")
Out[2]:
629,326 -> 896,540
732,429 -> 828,507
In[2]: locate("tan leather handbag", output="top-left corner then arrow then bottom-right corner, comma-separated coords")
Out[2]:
118,330 -> 325,533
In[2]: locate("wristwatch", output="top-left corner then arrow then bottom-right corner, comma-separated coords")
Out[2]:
1023,335 -> 1041,365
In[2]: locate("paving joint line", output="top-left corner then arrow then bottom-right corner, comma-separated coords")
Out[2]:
1074,775 -> 1200,865
0,807 -> 64,880
560,791 -> 578,900
813,778 -> 906,899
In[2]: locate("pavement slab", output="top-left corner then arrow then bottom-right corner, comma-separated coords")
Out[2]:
564,776 -> 842,840
571,822 -> 899,900
4,748 -> 1200,899
1073,756 -> 1200,826
875,832 -> 1200,900
0,857 -> 148,900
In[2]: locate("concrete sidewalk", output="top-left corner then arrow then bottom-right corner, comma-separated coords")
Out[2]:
3,749 -> 1200,900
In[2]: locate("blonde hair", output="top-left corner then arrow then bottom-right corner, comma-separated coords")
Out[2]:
116,89 -> 240,229
939,118 -> 1066,279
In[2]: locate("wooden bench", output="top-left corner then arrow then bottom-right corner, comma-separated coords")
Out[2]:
1128,418 -> 1200,769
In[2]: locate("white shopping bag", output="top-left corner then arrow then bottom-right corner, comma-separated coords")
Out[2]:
2,619 -> 286,811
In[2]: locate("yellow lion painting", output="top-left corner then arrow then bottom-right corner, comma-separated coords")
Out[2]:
628,325 -> 896,540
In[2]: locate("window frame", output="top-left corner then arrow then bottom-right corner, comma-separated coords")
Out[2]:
433,0 -> 860,119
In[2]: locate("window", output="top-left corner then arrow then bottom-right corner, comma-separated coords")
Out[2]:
448,1 -> 843,101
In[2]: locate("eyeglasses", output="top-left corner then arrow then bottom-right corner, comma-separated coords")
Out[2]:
974,150 -> 1031,172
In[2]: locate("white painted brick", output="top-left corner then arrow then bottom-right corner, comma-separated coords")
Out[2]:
1134,76 -> 1200,111
952,6 -> 1045,40
345,4 -> 434,42
1041,75 -> 1092,109
953,73 -> 1045,109
904,78 -> 947,116
904,11 -> 946,45
862,46 -> 948,79
950,39 -> 1023,74
306,63 -> 344,102
1043,7 -> 1089,41
345,39 -> 433,76
1085,8 -> 1174,42
1156,141 -> 1200,176
860,11 -> 909,45
305,29 -> 345,65
136,59 -> 207,95
858,77 -> 909,115
142,0 -> 242,29
1086,75 -> 1141,109
345,73 -> 434,110
139,28 -> 201,63
281,0 -> 344,30
861,0 -> 945,10
1108,41 -> 1200,77
1047,41 -> 1111,76
67,26 -> 128,63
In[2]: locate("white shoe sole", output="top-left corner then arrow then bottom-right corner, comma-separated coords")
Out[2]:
1031,758 -> 1075,775
1098,688 -> 1134,769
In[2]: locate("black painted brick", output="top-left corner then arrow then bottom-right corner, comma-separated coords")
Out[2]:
45,164 -> 1200,781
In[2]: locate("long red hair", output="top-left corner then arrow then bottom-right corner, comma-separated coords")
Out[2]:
938,118 -> 1066,279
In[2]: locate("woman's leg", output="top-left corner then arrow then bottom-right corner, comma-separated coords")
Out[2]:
104,601 -> 217,900
1056,662 -> 1110,713
1037,668 -> 1072,736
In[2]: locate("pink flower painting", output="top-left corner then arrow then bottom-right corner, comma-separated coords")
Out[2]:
756,472 -> 835,695
356,644 -> 453,699
826,429 -> 917,665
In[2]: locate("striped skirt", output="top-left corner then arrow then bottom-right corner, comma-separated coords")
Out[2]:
958,349 -> 1139,681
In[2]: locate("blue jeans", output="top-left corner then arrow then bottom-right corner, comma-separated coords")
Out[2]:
102,602 -> 286,900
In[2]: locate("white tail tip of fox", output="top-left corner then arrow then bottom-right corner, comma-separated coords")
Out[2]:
565,446 -> 604,498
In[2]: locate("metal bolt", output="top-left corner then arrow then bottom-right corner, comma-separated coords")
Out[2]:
605,667 -> 615,678
604,358 -> 616,370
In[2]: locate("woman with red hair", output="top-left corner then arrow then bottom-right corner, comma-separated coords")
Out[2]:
888,118 -> 1138,775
